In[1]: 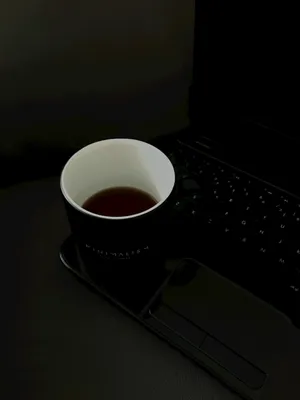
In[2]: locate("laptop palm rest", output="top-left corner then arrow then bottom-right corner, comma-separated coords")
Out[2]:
147,259 -> 268,399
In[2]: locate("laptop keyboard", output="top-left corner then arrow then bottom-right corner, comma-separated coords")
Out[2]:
162,138 -> 300,326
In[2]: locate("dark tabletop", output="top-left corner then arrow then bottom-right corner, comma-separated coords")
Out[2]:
1,178 -> 239,400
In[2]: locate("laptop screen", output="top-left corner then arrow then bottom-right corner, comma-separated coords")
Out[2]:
190,0 -> 298,141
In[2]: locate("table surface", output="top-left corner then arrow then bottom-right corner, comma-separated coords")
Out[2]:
2,178 -> 239,400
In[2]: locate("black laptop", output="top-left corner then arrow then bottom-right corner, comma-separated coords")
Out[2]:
61,1 -> 300,399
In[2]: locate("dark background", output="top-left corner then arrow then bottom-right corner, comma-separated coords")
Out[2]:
0,0 -> 193,187
192,0 -> 298,138
1,1 -> 299,187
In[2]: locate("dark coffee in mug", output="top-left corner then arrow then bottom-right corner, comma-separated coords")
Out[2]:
60,139 -> 175,262
82,187 -> 158,217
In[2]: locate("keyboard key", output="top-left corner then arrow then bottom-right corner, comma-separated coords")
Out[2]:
181,178 -> 201,191
288,243 -> 300,265
259,247 -> 267,254
290,211 -> 300,231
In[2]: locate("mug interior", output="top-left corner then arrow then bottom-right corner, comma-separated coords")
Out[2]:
60,139 -> 175,219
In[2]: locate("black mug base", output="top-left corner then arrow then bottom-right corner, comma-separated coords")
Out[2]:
59,235 -> 176,315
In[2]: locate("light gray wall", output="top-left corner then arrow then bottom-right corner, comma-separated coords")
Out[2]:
0,0 -> 194,152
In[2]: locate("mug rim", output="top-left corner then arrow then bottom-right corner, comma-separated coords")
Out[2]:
60,138 -> 176,221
